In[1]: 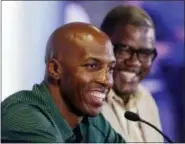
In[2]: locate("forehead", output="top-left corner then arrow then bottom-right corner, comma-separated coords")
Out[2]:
66,33 -> 115,63
82,39 -> 115,63
112,24 -> 155,49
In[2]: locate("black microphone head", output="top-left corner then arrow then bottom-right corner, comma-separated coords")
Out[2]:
124,111 -> 140,121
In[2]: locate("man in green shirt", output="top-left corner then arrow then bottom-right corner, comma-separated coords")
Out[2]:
1,22 -> 126,143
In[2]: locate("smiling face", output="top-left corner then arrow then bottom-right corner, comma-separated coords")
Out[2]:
111,24 -> 156,95
58,31 -> 115,117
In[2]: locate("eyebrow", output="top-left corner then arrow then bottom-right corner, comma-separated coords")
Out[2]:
114,43 -> 156,50
84,57 -> 116,64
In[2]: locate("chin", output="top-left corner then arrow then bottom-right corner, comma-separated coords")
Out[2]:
87,113 -> 99,117
85,112 -> 100,117
85,108 -> 102,117
122,89 -> 135,95
122,84 -> 138,94
114,83 -> 137,96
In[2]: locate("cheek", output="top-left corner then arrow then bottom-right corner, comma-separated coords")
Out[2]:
61,68 -> 81,97
113,71 -> 122,85
62,74 -> 88,109
115,55 -> 126,69
140,63 -> 151,79
72,72 -> 91,100
115,54 -> 124,63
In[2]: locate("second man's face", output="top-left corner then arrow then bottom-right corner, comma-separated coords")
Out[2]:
111,24 -> 156,95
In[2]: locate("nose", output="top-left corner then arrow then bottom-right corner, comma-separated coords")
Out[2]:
126,53 -> 141,68
96,68 -> 113,89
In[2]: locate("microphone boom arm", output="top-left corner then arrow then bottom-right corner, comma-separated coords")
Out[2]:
140,119 -> 173,143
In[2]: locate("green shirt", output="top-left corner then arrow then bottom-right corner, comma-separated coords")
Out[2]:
1,82 -> 126,143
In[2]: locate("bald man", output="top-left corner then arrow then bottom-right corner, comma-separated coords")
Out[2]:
1,22 -> 125,143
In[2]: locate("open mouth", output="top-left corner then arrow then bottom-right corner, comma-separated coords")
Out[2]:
88,91 -> 106,106
120,71 -> 138,82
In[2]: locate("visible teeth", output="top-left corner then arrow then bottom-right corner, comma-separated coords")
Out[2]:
89,92 -> 105,99
121,71 -> 136,81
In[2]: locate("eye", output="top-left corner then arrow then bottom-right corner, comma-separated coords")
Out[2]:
83,63 -> 99,71
109,64 -> 116,73
109,67 -> 114,73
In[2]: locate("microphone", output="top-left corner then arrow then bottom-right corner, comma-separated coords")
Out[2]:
124,111 -> 173,143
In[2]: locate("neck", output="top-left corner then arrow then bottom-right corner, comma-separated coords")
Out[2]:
45,80 -> 83,128
113,87 -> 130,106
122,95 -> 130,105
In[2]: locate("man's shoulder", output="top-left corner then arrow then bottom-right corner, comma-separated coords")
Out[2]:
2,89 -> 46,113
2,89 -> 51,127
2,90 -> 32,106
1,85 -> 65,143
1,102 -> 60,142
137,84 -> 152,96
2,103 -> 50,126
1,89 -> 51,125
3,89 -> 35,99
137,84 -> 157,104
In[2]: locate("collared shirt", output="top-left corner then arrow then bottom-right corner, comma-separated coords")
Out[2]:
102,84 -> 164,143
1,82 -> 125,143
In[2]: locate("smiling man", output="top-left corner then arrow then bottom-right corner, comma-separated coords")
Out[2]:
100,5 -> 163,142
1,22 -> 125,143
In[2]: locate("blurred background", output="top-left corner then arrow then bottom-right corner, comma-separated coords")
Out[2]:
2,0 -> 184,142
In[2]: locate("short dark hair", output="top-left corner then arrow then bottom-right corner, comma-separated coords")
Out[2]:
100,5 -> 154,37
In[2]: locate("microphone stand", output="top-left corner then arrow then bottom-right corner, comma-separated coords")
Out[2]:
140,119 -> 173,143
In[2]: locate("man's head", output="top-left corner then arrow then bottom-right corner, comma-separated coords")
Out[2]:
45,22 -> 115,117
101,5 -> 157,96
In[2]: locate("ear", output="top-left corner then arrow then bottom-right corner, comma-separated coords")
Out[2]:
46,58 -> 62,80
